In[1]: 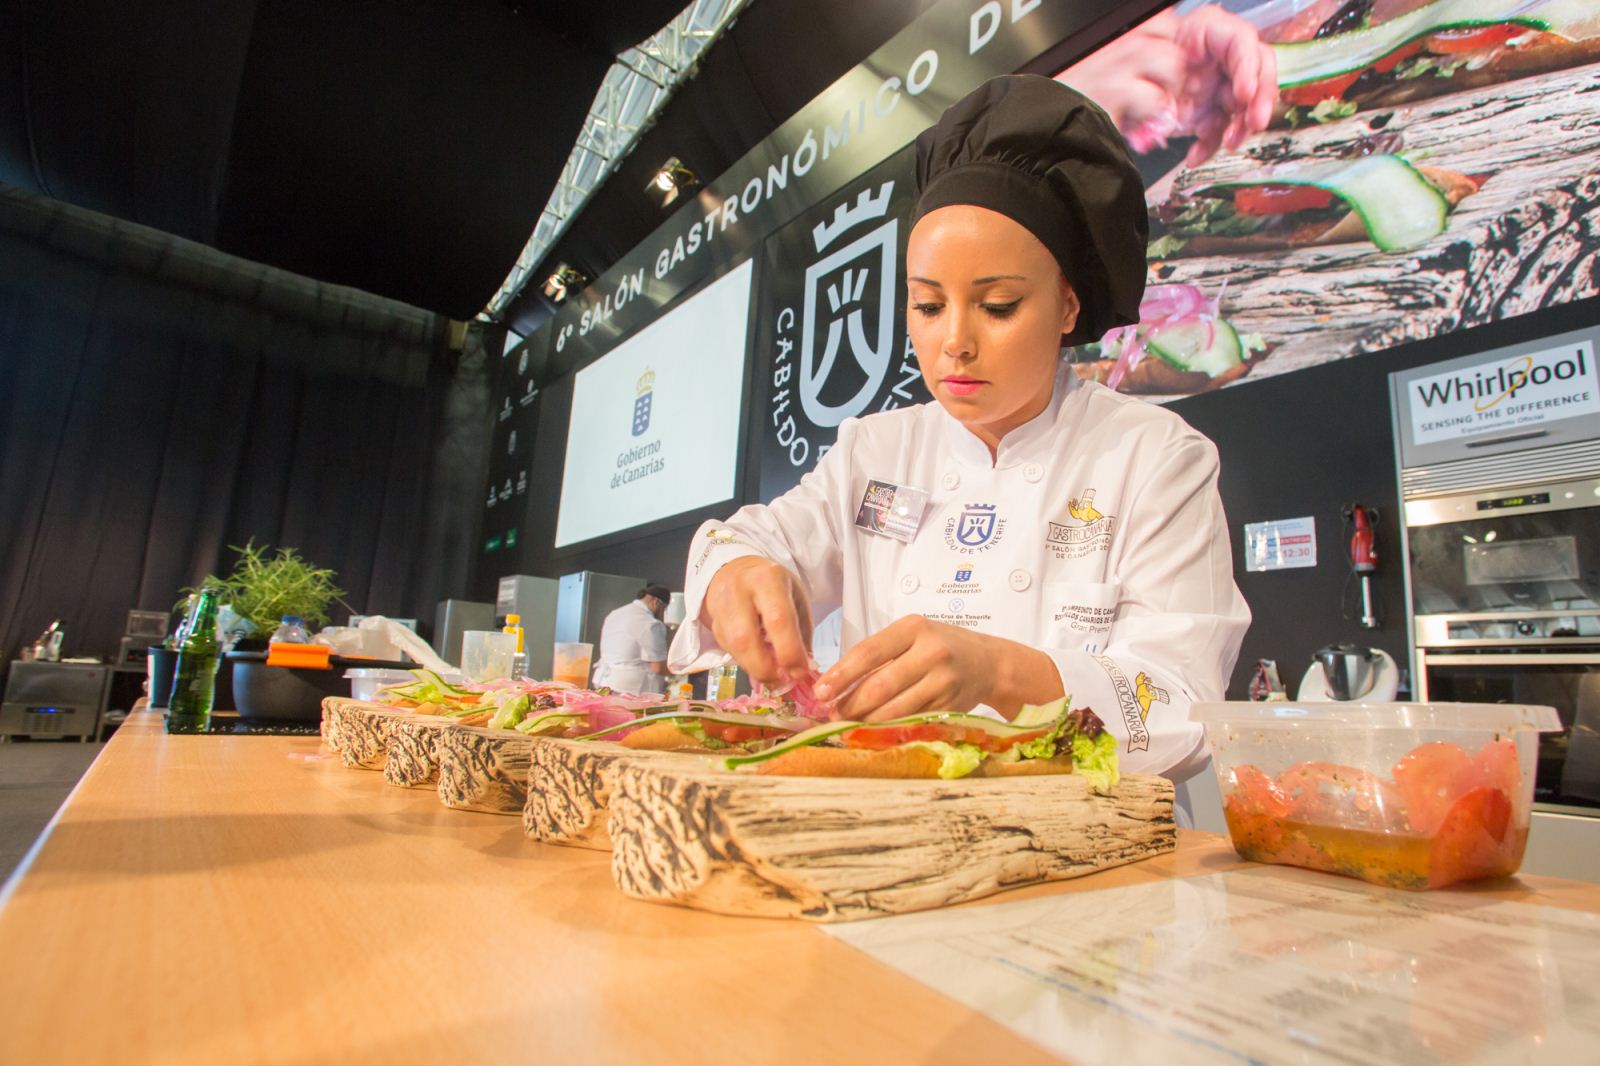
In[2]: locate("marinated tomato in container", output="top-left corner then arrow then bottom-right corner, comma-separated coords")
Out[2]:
1224,737 -> 1526,889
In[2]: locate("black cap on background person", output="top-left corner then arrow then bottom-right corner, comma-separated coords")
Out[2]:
912,74 -> 1148,346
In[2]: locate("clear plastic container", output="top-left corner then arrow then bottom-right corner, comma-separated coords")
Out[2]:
344,668 -> 420,703
1190,701 -> 1562,890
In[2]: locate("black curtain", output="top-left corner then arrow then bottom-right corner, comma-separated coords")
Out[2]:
0,185 -> 463,670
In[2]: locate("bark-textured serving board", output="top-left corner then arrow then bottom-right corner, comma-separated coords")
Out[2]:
321,698 -> 406,771
437,724 -> 534,815
608,763 -> 1175,922
1147,62 -> 1600,396
384,713 -> 454,789
523,738 -> 714,851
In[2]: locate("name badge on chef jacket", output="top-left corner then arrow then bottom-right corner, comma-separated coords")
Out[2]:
854,479 -> 930,544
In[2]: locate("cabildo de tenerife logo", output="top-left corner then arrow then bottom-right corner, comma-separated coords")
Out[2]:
945,504 -> 1007,555
768,179 -> 921,471
1047,488 -> 1116,561
632,368 -> 655,437
1409,339 -> 1600,445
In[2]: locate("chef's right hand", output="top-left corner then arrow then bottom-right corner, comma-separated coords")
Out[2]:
701,556 -> 815,686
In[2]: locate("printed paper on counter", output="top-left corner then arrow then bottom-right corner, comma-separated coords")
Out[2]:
824,866 -> 1600,1066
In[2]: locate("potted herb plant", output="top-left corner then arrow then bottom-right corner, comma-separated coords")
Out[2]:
180,542 -> 351,721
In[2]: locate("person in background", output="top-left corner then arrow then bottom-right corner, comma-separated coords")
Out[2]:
592,584 -> 671,696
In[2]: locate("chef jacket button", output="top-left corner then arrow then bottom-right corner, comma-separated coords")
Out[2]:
1022,462 -> 1043,483
900,574 -> 920,594
1008,569 -> 1031,592
941,472 -> 960,491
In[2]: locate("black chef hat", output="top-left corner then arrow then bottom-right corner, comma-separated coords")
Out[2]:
913,75 -> 1148,345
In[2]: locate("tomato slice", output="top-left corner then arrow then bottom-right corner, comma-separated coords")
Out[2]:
1282,70 -> 1362,107
843,722 -> 1052,753
1453,737 -> 1521,799
698,721 -> 786,744
1428,786 -> 1516,887
1373,38 -> 1425,73
1426,23 -> 1517,54
1234,184 -> 1337,216
1229,764 -> 1292,819
1393,741 -> 1472,835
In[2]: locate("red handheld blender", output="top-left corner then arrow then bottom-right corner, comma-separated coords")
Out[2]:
1346,504 -> 1379,630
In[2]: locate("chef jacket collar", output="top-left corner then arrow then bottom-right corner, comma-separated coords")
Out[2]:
938,359 -> 1084,470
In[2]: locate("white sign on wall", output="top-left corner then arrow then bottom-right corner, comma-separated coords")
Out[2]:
1244,516 -> 1317,572
1408,340 -> 1600,445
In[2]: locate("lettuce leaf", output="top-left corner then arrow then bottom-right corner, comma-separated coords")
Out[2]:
903,741 -> 985,780
487,693 -> 530,731
514,711 -> 582,736
1072,731 -> 1120,795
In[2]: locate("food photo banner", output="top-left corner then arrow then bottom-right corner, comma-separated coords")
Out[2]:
492,0 -> 1600,557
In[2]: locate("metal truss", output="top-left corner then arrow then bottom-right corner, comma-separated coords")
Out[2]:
485,0 -> 749,319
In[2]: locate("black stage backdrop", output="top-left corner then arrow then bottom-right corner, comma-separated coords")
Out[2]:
0,186 -> 473,674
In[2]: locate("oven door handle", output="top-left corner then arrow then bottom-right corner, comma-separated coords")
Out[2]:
1425,653 -> 1600,666
1464,429 -> 1550,448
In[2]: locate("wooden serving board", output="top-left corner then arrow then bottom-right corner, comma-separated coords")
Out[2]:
1145,62 -> 1600,397
436,724 -> 534,815
320,698 -> 405,771
608,764 -> 1176,922
383,713 -> 454,789
523,738 -> 714,851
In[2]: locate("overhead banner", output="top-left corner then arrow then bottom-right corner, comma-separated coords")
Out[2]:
752,149 -> 927,500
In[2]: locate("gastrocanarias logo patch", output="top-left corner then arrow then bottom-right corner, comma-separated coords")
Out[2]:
1047,488 -> 1116,560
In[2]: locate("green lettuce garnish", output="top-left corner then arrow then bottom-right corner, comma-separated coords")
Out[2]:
1308,97 -> 1358,123
904,741 -> 985,780
1071,731 -> 1120,795
1146,233 -> 1188,260
514,711 -> 582,736
486,693 -> 530,730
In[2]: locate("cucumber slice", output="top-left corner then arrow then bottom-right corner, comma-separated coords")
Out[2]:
1197,154 -> 1449,252
1273,0 -> 1589,88
721,710 -> 1070,771
1146,319 -> 1245,378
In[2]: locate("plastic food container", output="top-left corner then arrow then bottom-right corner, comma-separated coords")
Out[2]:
1189,701 -> 1561,890
344,668 -> 420,703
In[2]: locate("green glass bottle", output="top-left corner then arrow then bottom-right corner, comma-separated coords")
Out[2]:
167,589 -> 220,734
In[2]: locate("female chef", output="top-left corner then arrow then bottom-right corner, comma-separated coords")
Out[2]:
667,75 -> 1250,779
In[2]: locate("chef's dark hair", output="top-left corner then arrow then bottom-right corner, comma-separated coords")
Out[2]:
912,74 -> 1148,345
639,584 -> 671,602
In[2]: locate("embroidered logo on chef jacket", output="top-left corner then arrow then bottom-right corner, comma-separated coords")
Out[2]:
945,504 -> 1007,554
691,528 -> 741,574
1046,488 -> 1117,560
632,369 -> 655,437
1091,655 -> 1168,753
935,568 -> 981,595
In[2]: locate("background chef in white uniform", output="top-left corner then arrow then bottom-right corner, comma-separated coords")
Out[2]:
593,583 -> 671,695
669,76 -> 1250,781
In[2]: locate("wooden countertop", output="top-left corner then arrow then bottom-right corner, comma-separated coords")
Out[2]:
2,711 -> 1596,1065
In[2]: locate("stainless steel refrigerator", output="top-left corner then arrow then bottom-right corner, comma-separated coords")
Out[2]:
555,571 -> 648,647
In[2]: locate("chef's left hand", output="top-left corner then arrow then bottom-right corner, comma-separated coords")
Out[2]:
812,615 -> 1063,722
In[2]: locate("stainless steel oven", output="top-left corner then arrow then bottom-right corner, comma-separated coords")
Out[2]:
1393,331 -> 1600,819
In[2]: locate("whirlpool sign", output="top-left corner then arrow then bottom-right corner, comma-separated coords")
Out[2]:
754,150 -> 929,499
1407,339 -> 1600,445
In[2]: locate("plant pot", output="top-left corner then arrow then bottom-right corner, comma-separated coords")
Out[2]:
146,646 -> 178,708
226,651 -> 411,722
229,653 -> 348,722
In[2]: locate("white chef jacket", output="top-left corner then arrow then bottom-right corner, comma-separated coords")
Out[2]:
593,599 -> 669,695
668,363 -> 1250,780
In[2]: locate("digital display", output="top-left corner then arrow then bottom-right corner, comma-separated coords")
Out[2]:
554,260 -> 753,548
1476,493 -> 1551,511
